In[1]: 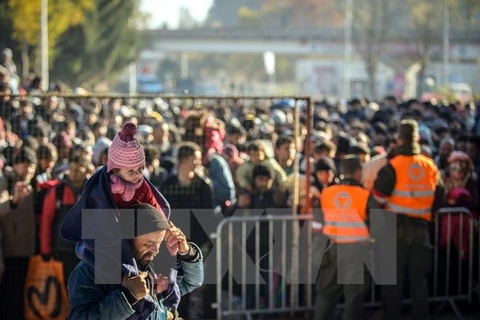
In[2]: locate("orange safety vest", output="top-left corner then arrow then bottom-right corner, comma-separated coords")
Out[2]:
387,155 -> 437,221
320,185 -> 371,244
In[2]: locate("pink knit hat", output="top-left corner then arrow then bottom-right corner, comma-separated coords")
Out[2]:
107,123 -> 145,172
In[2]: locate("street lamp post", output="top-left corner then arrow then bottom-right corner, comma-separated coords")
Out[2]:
443,0 -> 450,86
41,0 -> 49,91
344,0 -> 353,99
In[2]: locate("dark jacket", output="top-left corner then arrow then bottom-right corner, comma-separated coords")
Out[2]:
68,243 -> 204,320
161,174 -> 216,248
0,167 -> 36,257
250,187 -> 288,210
161,174 -> 214,211
148,167 -> 169,190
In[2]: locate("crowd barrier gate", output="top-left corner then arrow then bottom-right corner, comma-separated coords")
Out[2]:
214,208 -> 478,320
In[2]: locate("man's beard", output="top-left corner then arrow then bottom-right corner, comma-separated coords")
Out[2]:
138,251 -> 155,267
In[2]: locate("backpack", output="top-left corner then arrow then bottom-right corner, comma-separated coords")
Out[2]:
54,182 -> 66,210
36,179 -> 62,215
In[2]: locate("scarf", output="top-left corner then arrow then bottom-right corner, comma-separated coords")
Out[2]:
110,174 -> 144,202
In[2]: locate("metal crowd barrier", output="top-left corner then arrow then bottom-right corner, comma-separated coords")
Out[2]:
214,207 -> 478,320
431,207 -> 476,319
215,213 -> 315,320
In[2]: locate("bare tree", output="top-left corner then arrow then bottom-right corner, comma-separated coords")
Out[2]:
350,0 -> 404,99
407,0 -> 443,95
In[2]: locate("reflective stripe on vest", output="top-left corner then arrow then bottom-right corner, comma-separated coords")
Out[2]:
386,154 -> 437,221
324,221 -> 367,228
320,185 -> 371,244
386,203 -> 431,215
328,235 -> 372,242
391,190 -> 435,197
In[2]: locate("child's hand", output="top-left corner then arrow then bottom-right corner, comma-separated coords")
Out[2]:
155,274 -> 169,293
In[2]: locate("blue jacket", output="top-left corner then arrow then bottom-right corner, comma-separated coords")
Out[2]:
67,254 -> 204,320
208,153 -> 236,207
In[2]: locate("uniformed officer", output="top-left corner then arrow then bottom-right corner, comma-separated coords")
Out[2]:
314,156 -> 381,320
373,120 -> 445,320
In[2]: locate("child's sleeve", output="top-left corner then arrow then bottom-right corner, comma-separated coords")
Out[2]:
142,181 -> 161,212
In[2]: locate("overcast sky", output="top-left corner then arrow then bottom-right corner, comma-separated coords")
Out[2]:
140,0 -> 214,28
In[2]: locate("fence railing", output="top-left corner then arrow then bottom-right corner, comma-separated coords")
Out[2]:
214,208 -> 478,320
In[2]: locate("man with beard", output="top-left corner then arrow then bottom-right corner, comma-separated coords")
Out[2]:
66,203 -> 204,320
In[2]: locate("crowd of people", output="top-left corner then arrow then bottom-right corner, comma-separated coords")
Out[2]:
1,46 -> 480,319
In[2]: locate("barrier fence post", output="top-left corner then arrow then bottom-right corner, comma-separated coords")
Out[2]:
269,219 -> 274,309
435,208 -> 473,319
255,220 -> 260,310
290,99 -> 301,314
282,220 -> 287,310
242,221 -> 247,310
434,211 -> 440,297
307,219 -> 313,308
216,222 -> 223,320
228,223 -> 233,312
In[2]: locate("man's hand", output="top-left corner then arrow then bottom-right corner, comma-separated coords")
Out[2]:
121,272 -> 149,301
12,182 -> 32,204
166,221 -> 190,254
0,190 -> 9,204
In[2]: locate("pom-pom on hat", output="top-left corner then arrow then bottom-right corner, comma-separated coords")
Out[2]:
107,122 -> 145,172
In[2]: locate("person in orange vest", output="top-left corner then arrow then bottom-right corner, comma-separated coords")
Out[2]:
314,156 -> 382,320
372,120 -> 445,320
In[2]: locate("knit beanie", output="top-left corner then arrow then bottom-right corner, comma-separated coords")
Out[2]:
107,123 -> 145,172
131,203 -> 169,235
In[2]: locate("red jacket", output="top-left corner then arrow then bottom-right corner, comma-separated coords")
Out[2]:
439,188 -> 479,260
40,182 -> 78,255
